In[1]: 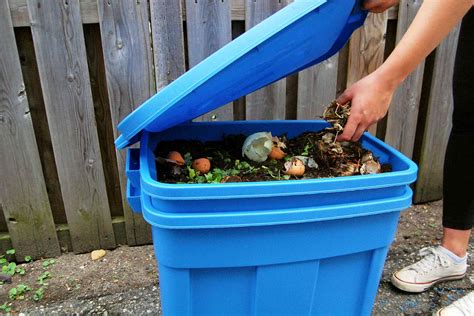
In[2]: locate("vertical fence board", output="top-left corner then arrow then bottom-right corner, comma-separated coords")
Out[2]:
385,0 -> 424,158
97,0 -> 153,246
0,3 -> 60,259
151,0 -> 186,91
185,0 -> 233,121
414,27 -> 460,203
83,24 -> 123,218
14,27 -> 68,224
297,55 -> 338,119
28,0 -> 115,253
347,12 -> 388,136
231,20 -> 247,120
336,43 -> 350,96
245,0 -> 288,120
285,73 -> 298,120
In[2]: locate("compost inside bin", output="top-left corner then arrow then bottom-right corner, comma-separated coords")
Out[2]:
154,101 -> 392,184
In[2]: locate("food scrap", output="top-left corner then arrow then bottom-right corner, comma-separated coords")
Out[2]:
154,100 -> 386,183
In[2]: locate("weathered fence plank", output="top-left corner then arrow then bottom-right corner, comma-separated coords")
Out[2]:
0,2 -> 60,259
14,27 -> 68,224
347,12 -> 388,136
28,0 -> 115,252
245,0 -> 288,120
385,0 -> 424,158
150,0 -> 186,91
231,20 -> 247,120
97,0 -> 153,246
9,0 -> 399,27
297,55 -> 339,119
83,24 -> 123,218
185,0 -> 233,121
414,27 -> 461,203
10,0 -> 99,26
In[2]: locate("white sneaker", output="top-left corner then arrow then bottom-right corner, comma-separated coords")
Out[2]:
435,291 -> 474,316
391,246 -> 467,293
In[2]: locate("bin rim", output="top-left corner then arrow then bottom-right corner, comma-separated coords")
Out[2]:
138,124 -> 418,200
141,186 -> 413,229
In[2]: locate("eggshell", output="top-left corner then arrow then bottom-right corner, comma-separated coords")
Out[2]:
167,151 -> 185,166
192,158 -> 211,174
269,147 -> 286,160
284,158 -> 305,176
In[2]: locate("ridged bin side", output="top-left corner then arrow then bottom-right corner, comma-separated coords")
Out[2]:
152,210 -> 401,316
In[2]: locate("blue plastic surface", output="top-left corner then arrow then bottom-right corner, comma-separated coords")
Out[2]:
154,211 -> 398,315
115,0 -> 367,149
124,120 -> 418,315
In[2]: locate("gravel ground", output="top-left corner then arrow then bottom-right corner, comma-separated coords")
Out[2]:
0,200 -> 472,315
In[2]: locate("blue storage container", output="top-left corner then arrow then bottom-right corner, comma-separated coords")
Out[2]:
125,121 -> 417,315
117,0 -> 418,315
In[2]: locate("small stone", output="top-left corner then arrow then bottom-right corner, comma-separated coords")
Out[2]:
0,273 -> 12,284
91,249 -> 106,261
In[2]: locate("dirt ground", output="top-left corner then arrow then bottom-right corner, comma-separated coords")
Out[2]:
0,200 -> 472,315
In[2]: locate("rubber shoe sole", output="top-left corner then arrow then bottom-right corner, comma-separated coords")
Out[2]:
391,272 -> 466,293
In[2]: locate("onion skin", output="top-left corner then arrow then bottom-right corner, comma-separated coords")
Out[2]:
192,158 -> 211,174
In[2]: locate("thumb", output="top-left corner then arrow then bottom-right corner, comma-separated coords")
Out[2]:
336,89 -> 352,105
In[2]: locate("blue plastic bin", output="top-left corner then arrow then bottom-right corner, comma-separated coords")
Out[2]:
125,121 -> 417,316
117,0 -> 418,315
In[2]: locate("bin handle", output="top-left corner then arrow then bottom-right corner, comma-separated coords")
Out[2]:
126,148 -> 141,190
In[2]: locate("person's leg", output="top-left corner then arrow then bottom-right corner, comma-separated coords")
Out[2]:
440,6 -> 474,258
441,228 -> 471,257
391,8 -> 473,294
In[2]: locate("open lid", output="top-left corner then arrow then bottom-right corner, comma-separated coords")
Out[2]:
115,0 -> 367,149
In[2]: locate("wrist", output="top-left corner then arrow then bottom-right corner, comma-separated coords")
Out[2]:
373,64 -> 405,92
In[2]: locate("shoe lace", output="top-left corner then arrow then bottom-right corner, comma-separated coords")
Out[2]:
409,247 -> 451,275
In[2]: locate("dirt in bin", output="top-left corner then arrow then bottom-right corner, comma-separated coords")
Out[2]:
154,131 -> 392,184
154,100 -> 392,184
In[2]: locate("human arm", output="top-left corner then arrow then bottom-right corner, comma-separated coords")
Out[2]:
337,0 -> 473,142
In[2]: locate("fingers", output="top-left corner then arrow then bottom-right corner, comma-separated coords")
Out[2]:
337,115 -> 359,141
368,6 -> 387,13
363,0 -> 379,10
351,124 -> 368,142
336,89 -> 352,105
363,0 -> 398,13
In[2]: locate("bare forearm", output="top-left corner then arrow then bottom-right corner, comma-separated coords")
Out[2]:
377,0 -> 472,89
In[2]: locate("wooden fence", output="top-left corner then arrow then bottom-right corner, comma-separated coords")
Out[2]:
0,0 -> 460,259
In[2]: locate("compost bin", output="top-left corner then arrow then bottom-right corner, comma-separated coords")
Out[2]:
117,1 -> 418,315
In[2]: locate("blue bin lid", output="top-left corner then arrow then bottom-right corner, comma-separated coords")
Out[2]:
115,0 -> 367,149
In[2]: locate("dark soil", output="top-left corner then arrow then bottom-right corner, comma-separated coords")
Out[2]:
154,131 -> 390,184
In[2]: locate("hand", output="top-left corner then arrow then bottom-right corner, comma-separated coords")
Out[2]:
336,71 -> 397,142
363,0 -> 399,13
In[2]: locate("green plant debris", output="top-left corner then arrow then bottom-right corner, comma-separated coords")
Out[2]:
16,266 -> 25,276
0,249 -> 53,310
42,259 -> 55,268
37,271 -> 51,286
0,302 -> 11,312
2,262 -> 16,277
8,284 -> 31,300
33,287 -> 45,302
